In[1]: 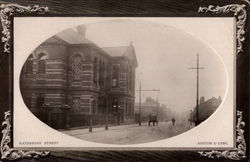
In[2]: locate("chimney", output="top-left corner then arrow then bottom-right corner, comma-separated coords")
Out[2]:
200,96 -> 205,104
76,24 -> 87,38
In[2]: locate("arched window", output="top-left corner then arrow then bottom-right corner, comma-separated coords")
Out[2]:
129,68 -> 133,91
93,58 -> 98,84
126,65 -> 130,91
112,65 -> 119,87
72,55 -> 82,81
103,63 -> 106,86
98,60 -> 102,86
37,53 -> 47,74
25,55 -> 34,74
106,64 -> 111,87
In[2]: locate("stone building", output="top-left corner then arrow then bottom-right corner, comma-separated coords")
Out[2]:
190,96 -> 222,124
20,25 -> 138,129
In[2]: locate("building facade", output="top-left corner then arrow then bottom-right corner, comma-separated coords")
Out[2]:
190,96 -> 222,124
134,97 -> 170,122
20,25 -> 138,129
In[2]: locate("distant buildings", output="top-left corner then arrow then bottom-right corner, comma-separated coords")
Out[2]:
190,96 -> 222,124
20,25 -> 138,129
134,97 -> 171,122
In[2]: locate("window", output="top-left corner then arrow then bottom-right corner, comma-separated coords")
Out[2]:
37,54 -> 47,74
93,58 -> 98,84
98,62 -> 106,87
126,65 -> 130,91
36,95 -> 44,109
25,55 -> 33,74
106,64 -> 111,87
72,55 -> 82,81
92,100 -> 97,114
72,97 -> 81,112
103,63 -> 106,86
98,97 -> 107,114
129,68 -> 133,91
98,60 -> 102,86
112,65 -> 119,87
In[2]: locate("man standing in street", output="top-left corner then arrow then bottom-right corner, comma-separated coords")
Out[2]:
172,117 -> 175,126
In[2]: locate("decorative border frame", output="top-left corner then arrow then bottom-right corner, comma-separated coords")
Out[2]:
198,111 -> 246,160
199,4 -> 246,55
0,2 -> 247,161
0,3 -> 50,161
1,111 -> 49,160
198,4 -> 247,160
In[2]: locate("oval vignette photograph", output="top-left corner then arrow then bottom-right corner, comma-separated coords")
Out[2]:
19,20 -> 227,145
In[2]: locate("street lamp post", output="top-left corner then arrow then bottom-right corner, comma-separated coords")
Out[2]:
118,105 -> 121,125
105,104 -> 109,130
89,96 -> 94,132
113,105 -> 117,125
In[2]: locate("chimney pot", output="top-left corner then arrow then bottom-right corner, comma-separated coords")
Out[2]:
76,24 -> 87,38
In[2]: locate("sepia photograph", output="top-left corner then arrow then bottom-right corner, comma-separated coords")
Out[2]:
15,18 -> 232,146
0,0 -> 248,161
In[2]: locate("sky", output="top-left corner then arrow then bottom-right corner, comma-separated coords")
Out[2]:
80,19 -> 227,114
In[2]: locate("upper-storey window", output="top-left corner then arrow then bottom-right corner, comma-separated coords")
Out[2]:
99,61 -> 106,87
98,60 -> 102,86
126,65 -> 130,91
112,65 -> 119,87
103,63 -> 106,86
72,55 -> 83,81
25,55 -> 34,74
93,58 -> 98,84
37,53 -> 47,74
129,68 -> 133,91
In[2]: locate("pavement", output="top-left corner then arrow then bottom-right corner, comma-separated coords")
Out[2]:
61,121 -> 194,145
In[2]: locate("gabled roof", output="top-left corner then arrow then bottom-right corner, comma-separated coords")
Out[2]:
102,45 -> 138,67
102,46 -> 130,57
44,26 -> 138,67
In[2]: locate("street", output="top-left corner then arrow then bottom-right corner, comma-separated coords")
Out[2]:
61,121 -> 193,144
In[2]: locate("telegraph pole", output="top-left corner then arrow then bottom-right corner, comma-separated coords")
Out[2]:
139,81 -> 142,126
156,94 -> 159,117
188,53 -> 204,126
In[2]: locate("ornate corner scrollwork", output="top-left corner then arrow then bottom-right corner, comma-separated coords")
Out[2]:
1,111 -> 50,160
0,3 -> 49,54
199,4 -> 246,55
198,4 -> 247,160
0,3 -> 50,160
198,111 -> 246,160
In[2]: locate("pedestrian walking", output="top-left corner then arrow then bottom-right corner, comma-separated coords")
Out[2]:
172,117 -> 175,126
